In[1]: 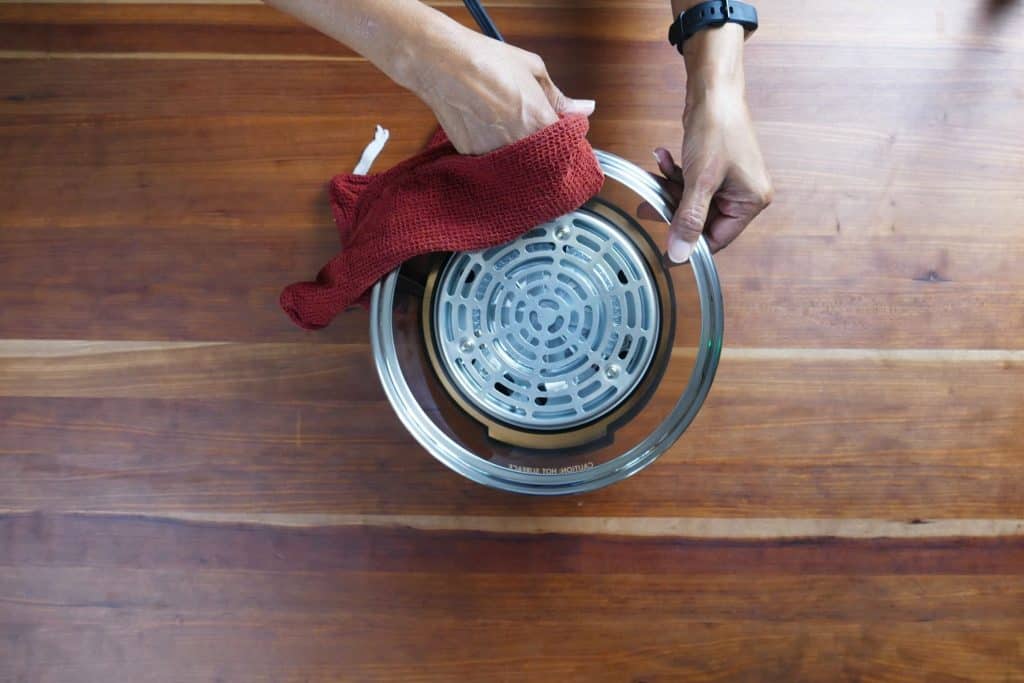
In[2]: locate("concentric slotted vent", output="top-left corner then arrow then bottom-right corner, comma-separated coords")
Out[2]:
431,208 -> 661,431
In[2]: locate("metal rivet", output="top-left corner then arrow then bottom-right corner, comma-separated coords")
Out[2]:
604,364 -> 621,380
459,338 -> 476,353
554,224 -> 571,240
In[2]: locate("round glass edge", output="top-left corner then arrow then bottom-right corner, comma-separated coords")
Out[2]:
369,149 -> 725,495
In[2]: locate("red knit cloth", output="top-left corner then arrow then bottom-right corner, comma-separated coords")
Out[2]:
280,114 -> 604,330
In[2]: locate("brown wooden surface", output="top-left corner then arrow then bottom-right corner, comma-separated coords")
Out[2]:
1,1 -> 1023,681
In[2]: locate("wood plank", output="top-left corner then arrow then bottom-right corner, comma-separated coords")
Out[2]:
1,514 -> 1022,681
3,514 -> 1024,575
0,3 -> 359,57
2,350 -> 1021,517
3,49 -> 1021,237
1,3 -> 1021,53
82,514 -> 1024,538
1,21 -> 1022,344
3,221 -> 1023,346
5,568 -> 1023,627
0,225 -> 376,343
0,341 -> 387,399
4,616 -> 1021,682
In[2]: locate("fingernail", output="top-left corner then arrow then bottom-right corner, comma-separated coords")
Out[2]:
653,148 -> 671,170
563,99 -> 596,116
667,236 -> 693,264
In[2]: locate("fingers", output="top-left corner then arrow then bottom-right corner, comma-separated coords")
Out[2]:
668,166 -> 720,264
653,147 -> 682,184
636,148 -> 687,231
652,146 -> 772,261
705,181 -> 774,252
650,172 -> 683,201
637,176 -> 682,221
704,205 -> 744,253
539,76 -> 594,116
637,148 -> 681,221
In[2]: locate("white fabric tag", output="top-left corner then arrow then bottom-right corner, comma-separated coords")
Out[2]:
353,124 -> 390,175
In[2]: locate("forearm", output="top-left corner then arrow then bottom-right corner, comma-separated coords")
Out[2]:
669,0 -> 746,100
264,0 -> 463,91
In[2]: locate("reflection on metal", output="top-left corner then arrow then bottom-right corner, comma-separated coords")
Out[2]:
371,150 -> 724,494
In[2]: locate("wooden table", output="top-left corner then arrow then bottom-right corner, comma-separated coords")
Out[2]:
2,1 -> 1023,680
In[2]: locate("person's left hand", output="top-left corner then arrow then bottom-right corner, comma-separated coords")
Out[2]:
653,24 -> 773,263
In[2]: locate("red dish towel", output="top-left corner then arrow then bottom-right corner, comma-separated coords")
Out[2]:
280,114 -> 604,330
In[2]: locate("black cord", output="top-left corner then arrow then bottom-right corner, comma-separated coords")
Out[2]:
462,0 -> 504,42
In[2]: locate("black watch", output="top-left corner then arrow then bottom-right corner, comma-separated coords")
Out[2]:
668,0 -> 758,54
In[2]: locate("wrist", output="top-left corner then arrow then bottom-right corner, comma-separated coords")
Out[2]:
682,22 -> 745,99
373,4 -> 471,94
392,18 -> 481,98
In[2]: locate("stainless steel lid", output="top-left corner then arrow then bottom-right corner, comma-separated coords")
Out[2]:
370,149 -> 724,495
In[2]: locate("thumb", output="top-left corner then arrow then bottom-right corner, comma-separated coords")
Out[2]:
668,169 -> 717,263
557,97 -> 596,116
536,73 -> 595,117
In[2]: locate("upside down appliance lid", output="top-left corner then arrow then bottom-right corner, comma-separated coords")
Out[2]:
370,150 -> 723,494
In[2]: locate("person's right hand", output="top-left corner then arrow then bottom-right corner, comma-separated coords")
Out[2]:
409,29 -> 595,155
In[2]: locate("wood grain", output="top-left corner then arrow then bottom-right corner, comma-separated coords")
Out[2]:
2,0 -> 1024,680
1,514 -> 1023,682
3,205 -> 1022,346
1,347 -> 1021,518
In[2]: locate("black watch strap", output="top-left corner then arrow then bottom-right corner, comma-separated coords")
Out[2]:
668,0 -> 758,54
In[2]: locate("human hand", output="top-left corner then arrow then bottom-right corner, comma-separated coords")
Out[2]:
262,0 -> 592,155
408,28 -> 595,155
656,24 -> 772,263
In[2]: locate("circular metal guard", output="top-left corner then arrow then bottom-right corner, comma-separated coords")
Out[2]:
430,209 -> 661,433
